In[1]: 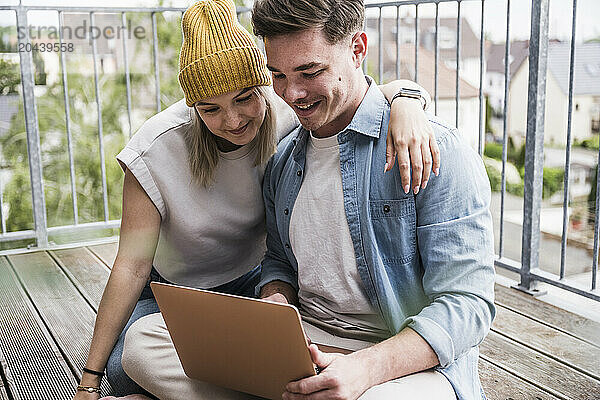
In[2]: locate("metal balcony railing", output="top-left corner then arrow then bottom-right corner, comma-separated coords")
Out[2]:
0,0 -> 597,302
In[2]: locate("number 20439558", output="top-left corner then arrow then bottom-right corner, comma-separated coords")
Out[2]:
19,42 -> 74,52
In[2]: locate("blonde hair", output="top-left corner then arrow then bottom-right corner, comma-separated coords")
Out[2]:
184,85 -> 277,187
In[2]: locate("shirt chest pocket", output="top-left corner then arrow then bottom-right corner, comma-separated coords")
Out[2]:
369,199 -> 416,264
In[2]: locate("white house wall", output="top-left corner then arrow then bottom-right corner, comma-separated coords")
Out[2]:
509,57 -> 598,147
508,57 -> 530,147
433,97 -> 482,151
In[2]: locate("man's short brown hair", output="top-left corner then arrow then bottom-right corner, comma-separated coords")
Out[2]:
251,0 -> 364,44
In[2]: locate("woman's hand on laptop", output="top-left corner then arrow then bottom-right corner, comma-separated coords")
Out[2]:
283,344 -> 371,400
261,292 -> 288,304
259,280 -> 298,305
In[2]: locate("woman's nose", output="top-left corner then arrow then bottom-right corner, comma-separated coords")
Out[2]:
223,110 -> 243,129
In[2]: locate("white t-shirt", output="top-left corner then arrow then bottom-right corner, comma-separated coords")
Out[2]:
116,95 -> 297,288
290,132 -> 389,336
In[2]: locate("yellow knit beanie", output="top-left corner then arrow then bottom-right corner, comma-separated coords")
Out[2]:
178,0 -> 271,106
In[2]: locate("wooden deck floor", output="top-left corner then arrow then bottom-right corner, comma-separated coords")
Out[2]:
0,242 -> 598,400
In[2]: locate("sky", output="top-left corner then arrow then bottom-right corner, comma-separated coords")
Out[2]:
0,0 -> 598,44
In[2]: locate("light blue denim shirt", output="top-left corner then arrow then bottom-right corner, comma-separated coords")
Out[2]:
258,79 -> 496,400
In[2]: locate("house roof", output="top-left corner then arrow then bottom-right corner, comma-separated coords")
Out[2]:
415,17 -> 480,59
365,16 -> 480,60
396,44 -> 479,100
486,40 -> 529,77
547,42 -> 600,96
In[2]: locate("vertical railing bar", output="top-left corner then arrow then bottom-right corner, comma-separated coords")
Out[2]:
90,12 -> 110,222
396,6 -> 400,80
519,0 -> 550,294
434,2 -> 439,115
16,6 -> 48,247
593,154 -> 600,290
414,4 -> 419,82
499,0 -> 511,259
455,1 -> 461,128
121,12 -> 133,138
0,171 -> 5,233
58,11 -> 78,225
477,0 -> 485,156
151,12 -> 161,113
559,0 -> 578,281
181,11 -> 185,45
378,7 -> 383,84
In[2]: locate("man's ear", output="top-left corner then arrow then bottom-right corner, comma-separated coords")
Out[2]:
350,31 -> 368,69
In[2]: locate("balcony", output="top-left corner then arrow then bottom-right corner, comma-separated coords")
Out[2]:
0,0 -> 599,399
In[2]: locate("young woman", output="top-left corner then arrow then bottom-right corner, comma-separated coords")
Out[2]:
73,0 -> 438,398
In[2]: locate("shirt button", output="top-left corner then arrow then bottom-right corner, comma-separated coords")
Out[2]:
284,208 -> 289,215
297,170 -> 302,176
383,204 -> 391,213
285,243 -> 290,249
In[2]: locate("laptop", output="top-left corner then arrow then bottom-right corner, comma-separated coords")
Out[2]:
150,281 -> 317,400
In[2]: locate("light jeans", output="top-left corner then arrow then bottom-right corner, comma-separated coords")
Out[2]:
122,312 -> 456,400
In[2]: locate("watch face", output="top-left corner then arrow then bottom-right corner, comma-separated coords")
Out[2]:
394,90 -> 421,101
400,88 -> 422,97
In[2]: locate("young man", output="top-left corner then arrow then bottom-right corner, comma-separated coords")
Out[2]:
252,1 -> 495,399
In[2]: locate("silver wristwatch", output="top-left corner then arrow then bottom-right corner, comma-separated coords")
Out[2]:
391,88 -> 426,109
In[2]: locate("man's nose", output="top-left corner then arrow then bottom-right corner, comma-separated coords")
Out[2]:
283,81 -> 308,103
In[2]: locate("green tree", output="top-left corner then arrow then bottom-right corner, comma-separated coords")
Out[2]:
1,5 -> 255,241
1,10 -> 188,235
2,72 -> 128,230
0,59 -> 20,94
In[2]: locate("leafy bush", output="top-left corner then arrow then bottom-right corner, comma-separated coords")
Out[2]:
507,181 -> 524,196
542,167 -> 564,199
485,96 -> 495,135
508,143 -> 526,170
484,157 -> 561,199
484,140 -> 526,170
485,161 -> 501,192
588,165 -> 597,224
484,156 -> 524,196
484,143 -> 503,161
579,136 -> 600,150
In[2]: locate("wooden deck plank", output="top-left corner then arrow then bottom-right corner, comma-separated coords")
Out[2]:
7,252 -> 112,395
0,348 -> 13,400
4,243 -> 600,400
479,358 -> 560,400
492,305 -> 599,378
494,283 -> 600,347
480,331 -> 600,400
87,242 -> 118,269
0,256 -> 77,400
0,376 -> 8,400
0,378 -> 9,400
50,247 -> 110,310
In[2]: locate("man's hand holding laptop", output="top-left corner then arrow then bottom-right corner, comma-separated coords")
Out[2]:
283,344 -> 371,400
262,285 -> 371,400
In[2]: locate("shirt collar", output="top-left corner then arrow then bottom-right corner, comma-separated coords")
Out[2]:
343,76 -> 387,139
